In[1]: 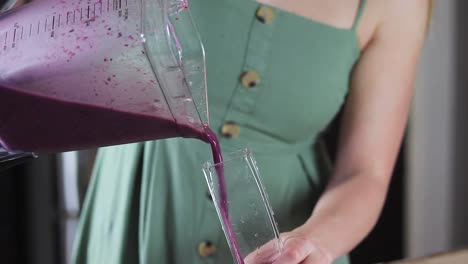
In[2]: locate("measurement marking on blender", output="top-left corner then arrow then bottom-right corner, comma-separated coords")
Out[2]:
1,0 -> 127,50
3,32 -> 6,51
12,29 -> 16,47
115,0 -> 122,17
99,0 -> 103,14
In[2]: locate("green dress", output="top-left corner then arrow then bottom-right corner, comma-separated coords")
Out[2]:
72,0 -> 367,263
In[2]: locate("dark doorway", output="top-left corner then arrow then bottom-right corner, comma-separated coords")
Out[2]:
350,144 -> 405,263
0,164 -> 27,264
324,113 -> 405,264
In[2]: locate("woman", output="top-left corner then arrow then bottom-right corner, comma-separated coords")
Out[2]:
73,0 -> 431,263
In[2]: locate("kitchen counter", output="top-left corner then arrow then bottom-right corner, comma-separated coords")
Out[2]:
387,249 -> 468,264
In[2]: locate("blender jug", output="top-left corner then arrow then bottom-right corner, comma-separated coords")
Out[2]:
0,0 -> 208,166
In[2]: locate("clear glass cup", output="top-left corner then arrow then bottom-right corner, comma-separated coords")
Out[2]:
203,149 -> 282,263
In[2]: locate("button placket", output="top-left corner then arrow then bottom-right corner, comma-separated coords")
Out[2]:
228,5 -> 277,115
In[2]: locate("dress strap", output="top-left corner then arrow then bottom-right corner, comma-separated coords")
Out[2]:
352,0 -> 367,31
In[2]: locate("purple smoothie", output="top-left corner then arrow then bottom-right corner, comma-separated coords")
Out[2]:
0,85 -> 245,263
203,128 -> 245,264
0,85 -> 204,152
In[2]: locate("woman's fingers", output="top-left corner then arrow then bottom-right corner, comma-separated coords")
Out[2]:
299,257 -> 315,264
244,238 -> 282,264
271,235 -> 314,264
299,250 -> 331,264
245,231 -> 333,264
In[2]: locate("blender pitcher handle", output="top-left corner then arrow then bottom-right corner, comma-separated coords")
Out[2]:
141,0 -> 209,129
0,145 -> 36,171
165,7 -> 209,126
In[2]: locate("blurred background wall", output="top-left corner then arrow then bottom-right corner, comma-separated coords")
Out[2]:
407,0 -> 468,257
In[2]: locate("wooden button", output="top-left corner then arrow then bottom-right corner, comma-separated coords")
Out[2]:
256,6 -> 276,24
240,70 -> 260,88
198,241 -> 217,257
221,122 -> 241,138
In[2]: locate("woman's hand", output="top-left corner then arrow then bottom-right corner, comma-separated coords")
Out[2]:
245,230 -> 333,264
